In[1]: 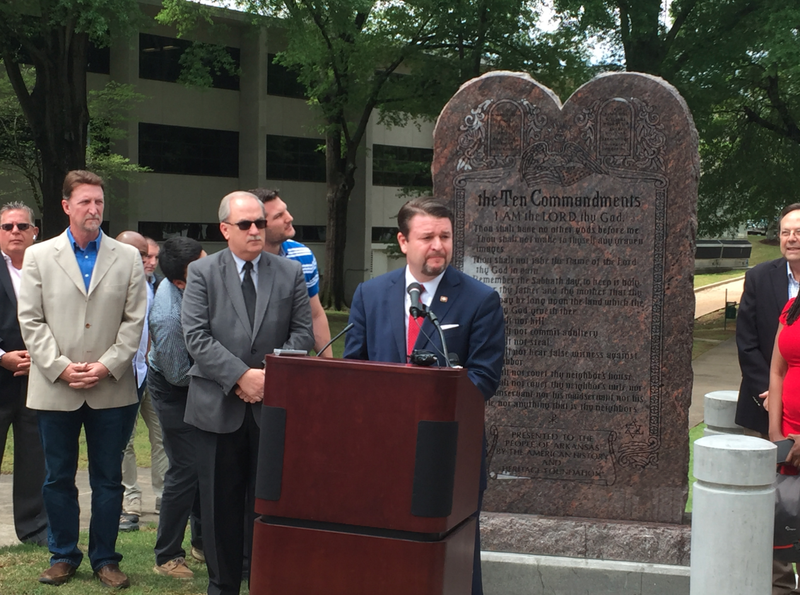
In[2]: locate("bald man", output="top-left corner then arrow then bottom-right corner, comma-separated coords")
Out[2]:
115,232 -> 168,530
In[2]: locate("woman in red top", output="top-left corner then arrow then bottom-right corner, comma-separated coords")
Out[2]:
769,297 -> 800,467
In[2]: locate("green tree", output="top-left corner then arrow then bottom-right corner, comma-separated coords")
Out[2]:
0,64 -> 41,207
0,0 -> 143,237
553,0 -> 800,234
86,81 -> 150,186
161,0 -> 586,308
666,0 -> 800,233
552,0 -> 701,76
0,67 -> 148,214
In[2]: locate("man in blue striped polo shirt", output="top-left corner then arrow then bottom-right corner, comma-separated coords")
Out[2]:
250,189 -> 332,357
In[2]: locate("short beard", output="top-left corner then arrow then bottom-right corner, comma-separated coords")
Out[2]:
421,261 -> 448,278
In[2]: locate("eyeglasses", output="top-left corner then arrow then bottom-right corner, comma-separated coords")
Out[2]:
224,219 -> 267,231
0,223 -> 33,232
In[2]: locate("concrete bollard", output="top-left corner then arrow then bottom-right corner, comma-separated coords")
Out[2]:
690,435 -> 776,595
704,390 -> 745,436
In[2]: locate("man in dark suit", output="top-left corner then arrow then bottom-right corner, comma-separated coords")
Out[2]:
343,196 -> 505,595
0,201 -> 48,547
736,203 -> 800,595
181,191 -> 314,595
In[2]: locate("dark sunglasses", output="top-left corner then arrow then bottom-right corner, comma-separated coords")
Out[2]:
0,223 -> 33,232
224,219 -> 267,231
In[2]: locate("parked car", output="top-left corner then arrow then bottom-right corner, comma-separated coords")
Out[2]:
746,220 -> 769,235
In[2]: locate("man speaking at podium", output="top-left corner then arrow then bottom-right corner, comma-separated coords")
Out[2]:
344,196 -> 505,595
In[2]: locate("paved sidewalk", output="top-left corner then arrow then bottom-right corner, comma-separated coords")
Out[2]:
0,466 -> 159,549
690,335 -> 739,428
690,277 -> 744,427
695,276 -> 744,319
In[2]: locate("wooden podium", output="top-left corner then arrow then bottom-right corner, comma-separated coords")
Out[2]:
250,355 -> 486,595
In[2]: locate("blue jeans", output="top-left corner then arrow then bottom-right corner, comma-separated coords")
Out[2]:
37,402 -> 138,570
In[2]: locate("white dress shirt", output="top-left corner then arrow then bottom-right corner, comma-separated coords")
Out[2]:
787,261 -> 799,300
232,252 -> 262,292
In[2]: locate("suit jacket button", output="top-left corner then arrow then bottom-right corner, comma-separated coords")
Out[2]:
251,348 -> 257,354
85,323 -> 91,329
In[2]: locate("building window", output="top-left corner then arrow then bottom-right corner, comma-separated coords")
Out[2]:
266,135 -> 326,182
139,33 -> 240,91
294,225 -> 326,243
18,41 -> 109,74
138,221 -> 226,242
267,54 -> 306,99
138,222 -> 325,243
372,227 -> 398,243
372,144 -> 433,188
139,123 -> 239,177
87,43 -> 110,74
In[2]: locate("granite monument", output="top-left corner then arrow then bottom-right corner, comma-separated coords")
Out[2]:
433,71 -> 698,529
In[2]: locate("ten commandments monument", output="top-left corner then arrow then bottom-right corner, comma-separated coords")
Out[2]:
433,71 -> 698,533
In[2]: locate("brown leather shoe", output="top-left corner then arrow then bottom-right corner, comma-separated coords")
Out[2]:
39,562 -> 77,586
94,564 -> 130,589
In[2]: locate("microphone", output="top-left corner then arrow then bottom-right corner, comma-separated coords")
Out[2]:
407,282 -> 424,318
316,322 -> 354,357
405,282 -> 455,369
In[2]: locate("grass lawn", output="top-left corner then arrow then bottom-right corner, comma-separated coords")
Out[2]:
686,422 -> 706,513
694,270 -> 746,287
0,523 -> 208,594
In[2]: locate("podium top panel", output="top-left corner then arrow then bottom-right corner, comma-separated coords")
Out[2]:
265,353 -> 467,376
256,353 -> 485,533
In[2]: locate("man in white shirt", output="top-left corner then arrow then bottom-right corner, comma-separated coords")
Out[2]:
0,201 -> 47,547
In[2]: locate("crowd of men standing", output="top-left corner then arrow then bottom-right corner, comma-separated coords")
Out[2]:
0,170 -> 504,595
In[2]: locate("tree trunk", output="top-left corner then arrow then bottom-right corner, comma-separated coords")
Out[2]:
320,129 -> 356,310
3,29 -> 90,237
619,0 -> 666,76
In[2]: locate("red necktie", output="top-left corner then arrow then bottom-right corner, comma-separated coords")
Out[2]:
407,287 -> 424,356
408,312 -> 422,356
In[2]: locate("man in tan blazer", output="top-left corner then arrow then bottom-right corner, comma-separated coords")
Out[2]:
18,170 -> 147,589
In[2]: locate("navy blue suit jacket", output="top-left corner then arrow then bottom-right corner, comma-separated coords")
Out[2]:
344,266 -> 505,401
0,260 -> 26,403
736,257 -> 789,434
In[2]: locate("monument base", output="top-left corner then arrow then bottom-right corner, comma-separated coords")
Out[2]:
481,512 -> 691,566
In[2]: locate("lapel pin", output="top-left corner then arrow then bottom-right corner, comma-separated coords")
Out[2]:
440,296 -> 448,302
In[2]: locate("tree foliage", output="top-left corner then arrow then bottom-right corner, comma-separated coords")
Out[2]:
552,0 -> 702,75
161,0 -> 589,308
0,65 -> 41,207
553,0 -> 800,235
0,66 -> 148,213
86,81 -> 150,185
0,0 -> 143,236
668,0 -> 800,234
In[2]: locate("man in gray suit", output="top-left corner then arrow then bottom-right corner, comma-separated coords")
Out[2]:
181,191 -> 313,595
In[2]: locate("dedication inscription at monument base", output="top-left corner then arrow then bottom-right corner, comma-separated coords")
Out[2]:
433,71 -> 698,525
